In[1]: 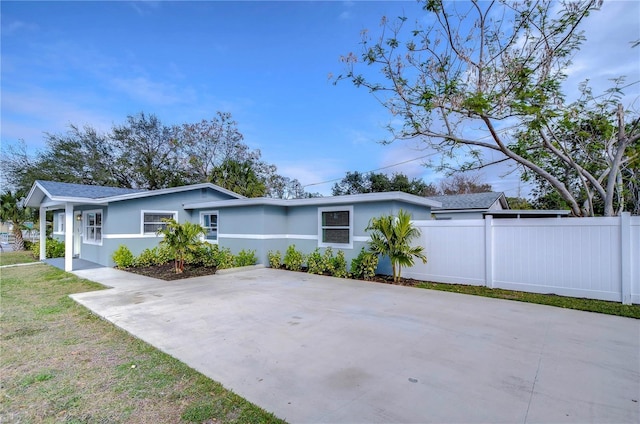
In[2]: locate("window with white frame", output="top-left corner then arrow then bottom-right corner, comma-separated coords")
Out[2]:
55,212 -> 65,234
318,206 -> 353,248
142,211 -> 177,234
83,210 -> 102,244
200,211 -> 218,242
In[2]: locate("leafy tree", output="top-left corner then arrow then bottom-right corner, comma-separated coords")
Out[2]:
2,128 -> 118,193
266,174 -> 319,199
366,209 -> 427,283
506,197 -> 534,210
111,112 -> 184,190
0,190 -> 34,251
1,141 -> 42,194
179,112 -> 247,184
332,171 -> 436,196
439,174 -> 492,195
337,0 -> 638,216
157,219 -> 205,274
210,158 -> 267,198
519,84 -> 640,215
2,111 -> 319,199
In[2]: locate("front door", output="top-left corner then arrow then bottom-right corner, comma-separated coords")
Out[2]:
73,212 -> 82,257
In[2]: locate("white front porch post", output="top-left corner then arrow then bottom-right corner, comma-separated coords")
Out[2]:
64,203 -> 74,272
39,207 -> 46,261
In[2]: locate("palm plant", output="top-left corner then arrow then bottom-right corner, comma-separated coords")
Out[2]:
157,218 -> 205,273
0,190 -> 34,251
366,209 -> 427,283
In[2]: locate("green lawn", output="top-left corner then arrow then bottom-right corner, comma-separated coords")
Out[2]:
0,250 -> 37,266
0,264 -> 285,423
415,281 -> 640,319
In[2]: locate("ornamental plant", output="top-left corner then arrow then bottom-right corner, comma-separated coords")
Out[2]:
112,245 -> 134,268
350,247 -> 379,280
157,218 -> 206,274
283,244 -> 305,272
366,209 -> 426,283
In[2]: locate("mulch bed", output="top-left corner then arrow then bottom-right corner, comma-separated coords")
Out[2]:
124,262 -> 217,281
122,262 -> 423,286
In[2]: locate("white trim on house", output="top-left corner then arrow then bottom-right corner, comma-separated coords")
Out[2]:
318,206 -> 354,249
199,210 -> 219,243
141,210 -> 178,234
82,209 -> 103,246
103,234 -> 163,239
218,233 -> 318,240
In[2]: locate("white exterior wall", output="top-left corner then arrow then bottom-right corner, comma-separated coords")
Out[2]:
405,214 -> 640,304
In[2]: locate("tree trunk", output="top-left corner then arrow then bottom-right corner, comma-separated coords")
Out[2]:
12,228 -> 25,251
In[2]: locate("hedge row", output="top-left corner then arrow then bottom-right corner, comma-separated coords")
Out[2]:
268,245 -> 378,280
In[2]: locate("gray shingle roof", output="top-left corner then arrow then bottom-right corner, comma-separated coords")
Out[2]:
37,180 -> 146,199
426,192 -> 506,210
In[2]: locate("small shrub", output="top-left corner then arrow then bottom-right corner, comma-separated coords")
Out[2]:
234,249 -> 257,267
185,243 -> 212,267
23,240 -> 33,251
283,245 -> 305,272
134,248 -> 158,268
321,247 -> 336,275
112,245 -> 134,268
267,250 -> 282,269
306,248 -> 324,274
350,247 -> 379,280
332,250 -> 348,278
215,246 -> 235,270
30,238 -> 65,259
156,244 -> 174,265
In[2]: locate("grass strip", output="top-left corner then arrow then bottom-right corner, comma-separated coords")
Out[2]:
414,281 -> 640,319
0,264 -> 285,423
0,250 -> 37,266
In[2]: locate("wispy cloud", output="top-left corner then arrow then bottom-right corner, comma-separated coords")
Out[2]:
128,1 -> 162,17
1,89 -> 117,147
110,77 -> 197,106
564,1 -> 640,101
1,20 -> 38,35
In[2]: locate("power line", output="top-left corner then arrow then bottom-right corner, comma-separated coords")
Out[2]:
302,152 -> 439,188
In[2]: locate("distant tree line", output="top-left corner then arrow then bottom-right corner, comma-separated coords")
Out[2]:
332,171 -> 492,196
1,111 -> 318,199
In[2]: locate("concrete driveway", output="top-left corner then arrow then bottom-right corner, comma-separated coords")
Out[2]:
70,267 -> 639,423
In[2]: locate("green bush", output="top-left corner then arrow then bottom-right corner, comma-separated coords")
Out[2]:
213,245 -> 235,269
321,247 -> 336,275
307,248 -> 348,278
350,247 -> 379,280
283,245 -> 305,272
234,249 -> 257,267
306,248 -> 324,274
184,243 -> 210,267
30,238 -> 65,259
154,244 -> 174,265
112,245 -> 134,268
134,248 -> 158,267
332,250 -> 348,278
267,250 -> 282,269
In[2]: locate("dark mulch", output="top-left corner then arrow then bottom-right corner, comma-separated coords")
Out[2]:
124,262 -> 217,281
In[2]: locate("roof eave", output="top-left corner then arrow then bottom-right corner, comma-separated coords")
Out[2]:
184,191 -> 442,210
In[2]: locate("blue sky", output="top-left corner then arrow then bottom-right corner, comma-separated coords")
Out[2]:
2,1 -> 639,196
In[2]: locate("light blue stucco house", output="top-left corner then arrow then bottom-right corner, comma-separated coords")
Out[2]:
25,180 -> 441,271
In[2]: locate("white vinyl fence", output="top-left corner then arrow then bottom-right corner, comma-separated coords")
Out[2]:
406,213 -> 639,304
